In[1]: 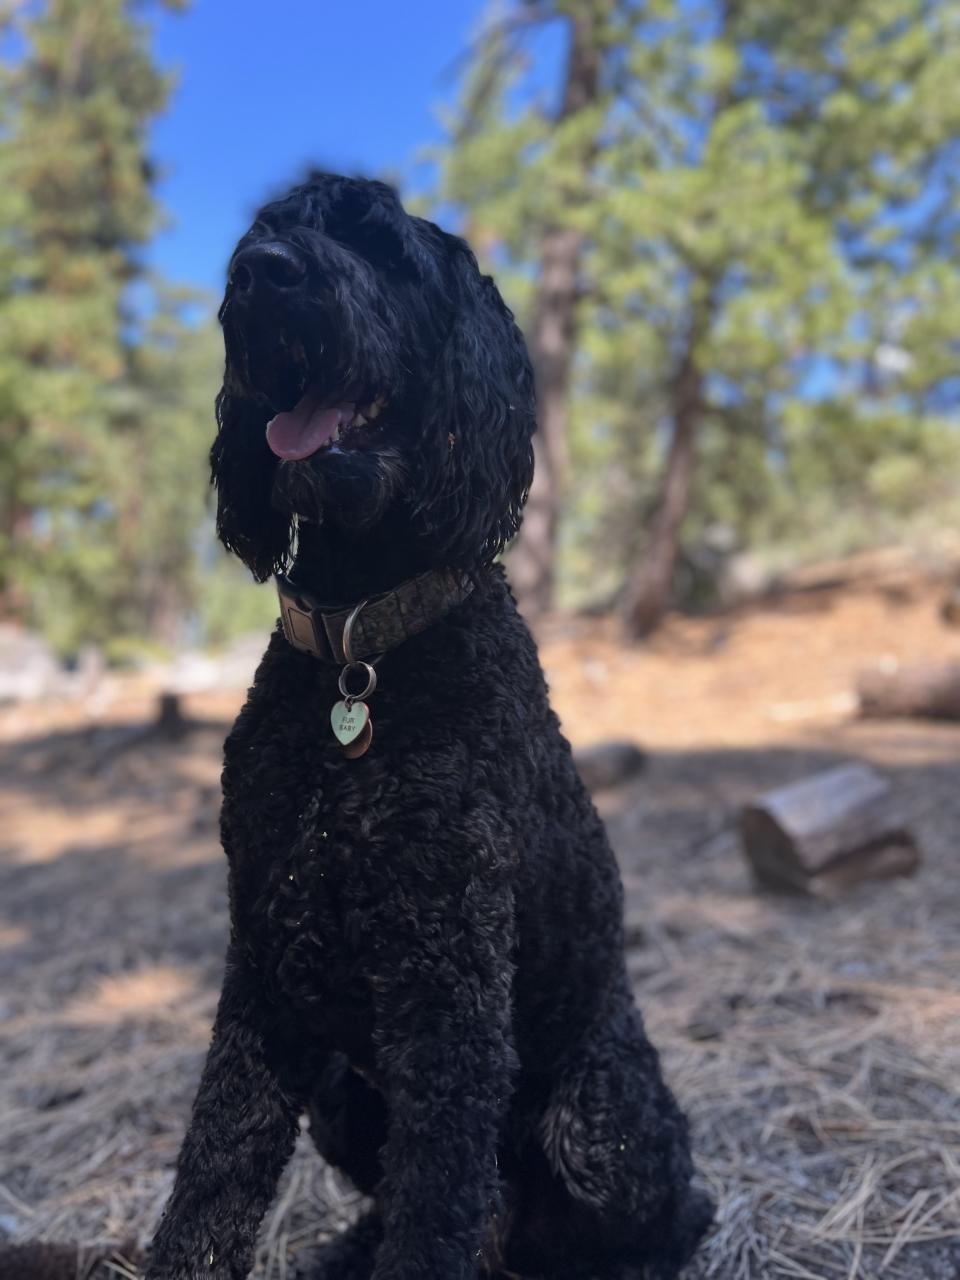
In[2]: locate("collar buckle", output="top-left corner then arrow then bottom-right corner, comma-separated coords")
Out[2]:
276,575 -> 339,662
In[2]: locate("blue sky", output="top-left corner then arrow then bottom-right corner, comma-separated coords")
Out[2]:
147,0 -> 492,296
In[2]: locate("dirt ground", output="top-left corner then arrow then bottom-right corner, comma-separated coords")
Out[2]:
2,565 -> 959,1279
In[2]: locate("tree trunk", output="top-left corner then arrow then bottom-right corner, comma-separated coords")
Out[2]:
0,487 -> 31,621
619,1 -> 740,641
511,225 -> 581,615
508,9 -> 602,619
621,346 -> 704,638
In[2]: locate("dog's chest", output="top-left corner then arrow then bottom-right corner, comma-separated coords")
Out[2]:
220,683 -> 403,1048
233,820 -> 384,1058
218,624 -> 537,1048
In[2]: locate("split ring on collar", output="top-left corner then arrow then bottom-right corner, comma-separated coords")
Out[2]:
338,660 -> 378,703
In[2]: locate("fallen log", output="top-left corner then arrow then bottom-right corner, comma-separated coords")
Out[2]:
740,763 -> 921,896
0,1239 -> 140,1280
941,587 -> 960,627
857,660 -> 960,720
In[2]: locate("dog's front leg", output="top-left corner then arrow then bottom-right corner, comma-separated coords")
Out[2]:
367,863 -> 516,1280
145,943 -> 303,1280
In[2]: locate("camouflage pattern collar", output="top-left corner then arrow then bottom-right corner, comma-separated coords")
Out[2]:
275,568 -> 474,664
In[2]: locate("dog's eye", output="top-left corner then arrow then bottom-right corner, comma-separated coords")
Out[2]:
355,222 -> 408,268
325,189 -> 416,273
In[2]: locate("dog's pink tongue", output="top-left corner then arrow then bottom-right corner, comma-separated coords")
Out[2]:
266,394 -> 349,460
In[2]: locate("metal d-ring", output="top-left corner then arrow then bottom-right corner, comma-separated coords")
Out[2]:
341,598 -> 369,668
338,598 -> 379,704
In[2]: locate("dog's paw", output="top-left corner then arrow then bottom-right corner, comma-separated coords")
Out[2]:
290,1214 -> 382,1280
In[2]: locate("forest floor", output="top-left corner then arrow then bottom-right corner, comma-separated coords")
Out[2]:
2,555 -> 959,1280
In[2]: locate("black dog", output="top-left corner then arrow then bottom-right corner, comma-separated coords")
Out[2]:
145,173 -> 711,1280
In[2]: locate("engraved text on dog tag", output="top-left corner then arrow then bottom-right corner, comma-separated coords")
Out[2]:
331,699 -> 370,747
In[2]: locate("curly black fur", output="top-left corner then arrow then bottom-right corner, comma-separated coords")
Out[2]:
211,174 -> 533,583
146,172 -> 712,1280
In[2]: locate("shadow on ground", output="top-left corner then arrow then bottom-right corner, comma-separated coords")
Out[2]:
1,717 -> 959,1278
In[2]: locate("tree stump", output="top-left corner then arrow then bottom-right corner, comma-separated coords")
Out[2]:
574,740 -> 646,791
156,689 -> 188,738
857,661 -> 960,720
740,763 -> 921,896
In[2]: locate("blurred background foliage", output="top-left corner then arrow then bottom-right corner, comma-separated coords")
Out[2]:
1,0 -> 959,656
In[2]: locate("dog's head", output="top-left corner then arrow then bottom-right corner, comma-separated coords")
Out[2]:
212,172 -> 536,581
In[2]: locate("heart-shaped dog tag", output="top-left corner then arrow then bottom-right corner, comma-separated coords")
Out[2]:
341,718 -> 373,759
330,699 -> 369,747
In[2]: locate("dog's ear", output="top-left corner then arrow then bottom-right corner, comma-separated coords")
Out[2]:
410,236 -> 536,566
210,388 -> 291,581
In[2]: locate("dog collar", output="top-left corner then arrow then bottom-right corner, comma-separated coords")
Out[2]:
275,567 -> 474,664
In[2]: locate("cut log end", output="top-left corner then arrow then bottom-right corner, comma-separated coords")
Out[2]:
740,763 -> 921,896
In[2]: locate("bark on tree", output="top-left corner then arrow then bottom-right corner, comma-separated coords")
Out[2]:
621,340 -> 704,638
619,1 -> 741,640
508,9 -> 602,618
0,493 -> 31,620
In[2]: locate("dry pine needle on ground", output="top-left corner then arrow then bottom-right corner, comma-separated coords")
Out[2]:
2,580 -> 960,1279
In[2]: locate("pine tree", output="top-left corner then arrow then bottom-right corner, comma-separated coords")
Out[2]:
435,0 -> 625,616
0,0 -> 189,652
508,3 -> 605,617
618,0 -> 960,635
434,0 -> 960,634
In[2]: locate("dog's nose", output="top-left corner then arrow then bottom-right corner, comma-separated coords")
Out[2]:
230,241 -> 307,298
